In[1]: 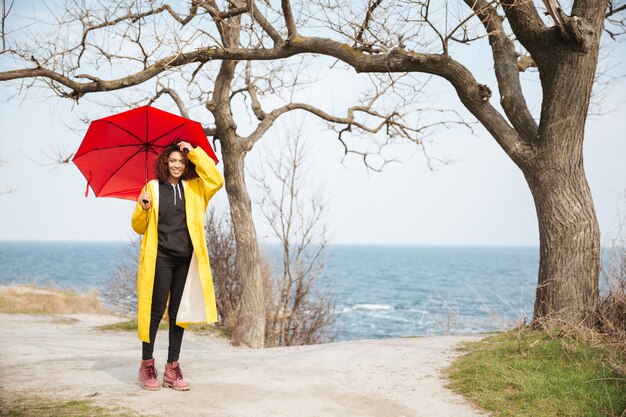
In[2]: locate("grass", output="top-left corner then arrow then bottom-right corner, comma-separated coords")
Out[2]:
97,319 -> 229,339
0,285 -> 104,314
188,322 -> 230,339
97,319 -> 168,332
0,390 -> 141,417
447,327 -> 626,417
0,284 -> 228,340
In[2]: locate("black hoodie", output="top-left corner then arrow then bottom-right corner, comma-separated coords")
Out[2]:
157,180 -> 193,258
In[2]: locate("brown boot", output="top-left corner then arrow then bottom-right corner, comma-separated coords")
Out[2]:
163,361 -> 190,391
138,358 -> 160,391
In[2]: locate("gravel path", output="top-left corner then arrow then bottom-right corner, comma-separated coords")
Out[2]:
0,313 -> 489,417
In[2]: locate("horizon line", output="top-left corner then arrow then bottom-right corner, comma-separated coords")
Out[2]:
0,239 -> 542,248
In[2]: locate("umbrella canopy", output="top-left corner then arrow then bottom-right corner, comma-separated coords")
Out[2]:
73,105 -> 218,201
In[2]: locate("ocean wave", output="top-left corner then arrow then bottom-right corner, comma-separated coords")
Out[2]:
352,303 -> 394,311
409,308 -> 431,315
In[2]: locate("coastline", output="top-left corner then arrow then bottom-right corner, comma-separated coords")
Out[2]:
0,242 -> 540,340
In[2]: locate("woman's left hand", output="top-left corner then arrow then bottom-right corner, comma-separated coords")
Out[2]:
177,141 -> 194,154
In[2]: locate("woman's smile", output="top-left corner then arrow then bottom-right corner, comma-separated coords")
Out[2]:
167,151 -> 186,182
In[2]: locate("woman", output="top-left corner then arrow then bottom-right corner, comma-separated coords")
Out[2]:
131,140 -> 223,391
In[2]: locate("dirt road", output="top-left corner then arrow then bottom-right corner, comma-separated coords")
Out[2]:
0,313 -> 488,417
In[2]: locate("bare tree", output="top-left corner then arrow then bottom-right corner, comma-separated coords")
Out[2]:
314,0 -> 623,329
2,0 -> 621,333
205,206 -> 240,333
215,0 -> 622,329
0,1 -> 435,347
194,5 -> 421,347
253,125 -> 335,346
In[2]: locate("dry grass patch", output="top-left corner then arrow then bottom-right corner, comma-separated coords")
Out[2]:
0,389 -> 141,417
0,285 -> 104,314
97,319 -> 229,339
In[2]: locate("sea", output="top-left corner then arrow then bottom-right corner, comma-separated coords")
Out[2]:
0,241 -> 547,341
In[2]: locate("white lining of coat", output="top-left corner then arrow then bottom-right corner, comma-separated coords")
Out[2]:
150,179 -> 207,324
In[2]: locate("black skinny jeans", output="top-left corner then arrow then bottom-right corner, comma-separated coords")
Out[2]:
142,253 -> 191,363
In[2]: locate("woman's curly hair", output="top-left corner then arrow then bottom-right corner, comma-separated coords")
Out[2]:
155,142 -> 198,182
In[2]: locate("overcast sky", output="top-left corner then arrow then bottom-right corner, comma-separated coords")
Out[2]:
1,4 -> 625,247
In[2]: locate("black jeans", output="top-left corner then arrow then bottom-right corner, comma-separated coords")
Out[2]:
142,253 -> 191,363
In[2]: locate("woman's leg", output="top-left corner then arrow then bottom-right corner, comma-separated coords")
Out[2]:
142,255 -> 175,360
166,256 -> 192,363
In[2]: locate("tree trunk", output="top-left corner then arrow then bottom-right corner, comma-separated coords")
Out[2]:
221,142 -> 266,348
522,12 -> 604,327
208,10 -> 265,348
525,163 -> 600,326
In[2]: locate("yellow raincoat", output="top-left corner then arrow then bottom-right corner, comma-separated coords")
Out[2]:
131,147 -> 224,343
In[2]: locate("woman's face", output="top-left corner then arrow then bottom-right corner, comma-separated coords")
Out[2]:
167,151 -> 186,182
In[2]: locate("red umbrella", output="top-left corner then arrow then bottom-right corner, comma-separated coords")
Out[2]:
73,105 -> 218,201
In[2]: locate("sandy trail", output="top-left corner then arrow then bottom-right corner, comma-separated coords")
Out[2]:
0,313 -> 488,417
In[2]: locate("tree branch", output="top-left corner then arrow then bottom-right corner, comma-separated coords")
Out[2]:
281,0 -> 299,40
73,2 -> 202,66
606,3 -> 626,18
244,61 -> 267,120
542,0 -> 566,31
205,3 -> 249,20
244,102 -> 382,146
354,0 -> 383,47
148,84 -> 191,119
0,36 -> 531,164
202,0 -> 248,42
204,126 -> 218,137
80,3 -> 200,38
247,0 -> 284,45
445,1 -> 495,49
500,0 -> 549,58
1,0 -> 13,52
565,1 -> 609,52
243,97 -> 462,172
464,0 -> 538,144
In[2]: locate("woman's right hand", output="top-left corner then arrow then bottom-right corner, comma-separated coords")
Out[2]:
139,192 -> 151,211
